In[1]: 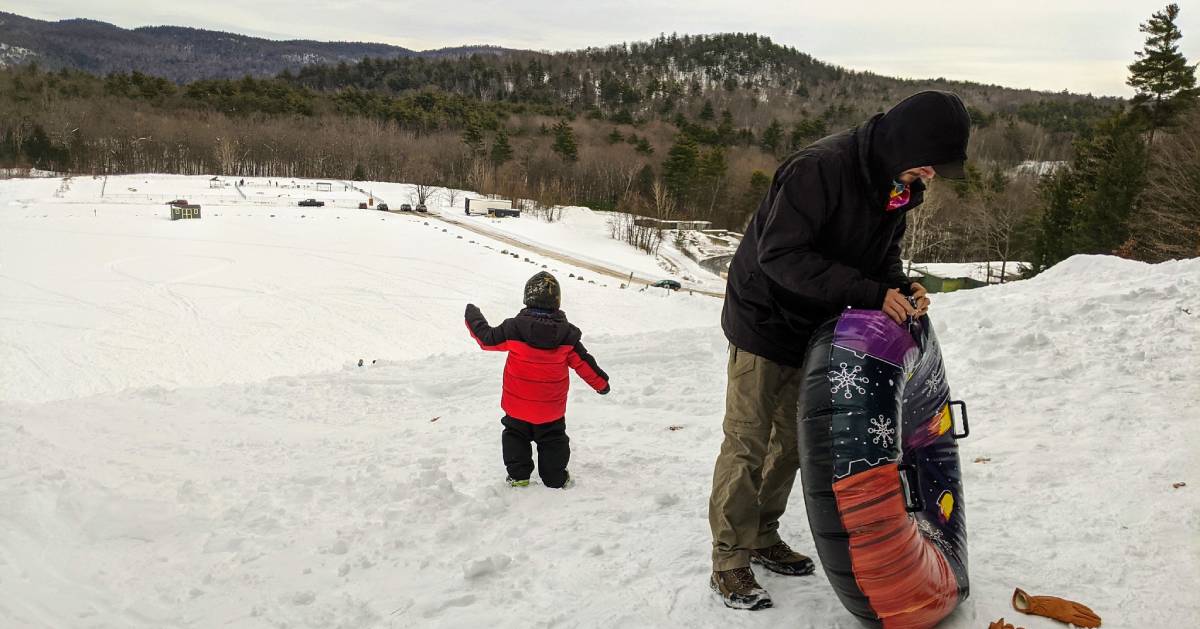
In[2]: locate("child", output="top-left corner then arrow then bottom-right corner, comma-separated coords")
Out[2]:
465,272 -> 610,488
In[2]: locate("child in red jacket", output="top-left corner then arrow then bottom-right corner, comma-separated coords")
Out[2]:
465,272 -> 610,488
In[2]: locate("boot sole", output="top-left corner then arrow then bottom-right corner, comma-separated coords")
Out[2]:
750,555 -> 816,576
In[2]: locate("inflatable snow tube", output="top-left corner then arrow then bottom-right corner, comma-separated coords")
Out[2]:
798,310 -> 969,629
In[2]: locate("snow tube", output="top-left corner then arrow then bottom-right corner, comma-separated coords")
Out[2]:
798,310 -> 969,628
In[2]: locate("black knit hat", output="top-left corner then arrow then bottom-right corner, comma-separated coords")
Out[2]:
523,271 -> 561,310
871,91 -> 971,181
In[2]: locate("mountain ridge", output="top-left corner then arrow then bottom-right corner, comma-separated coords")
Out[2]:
0,11 -> 520,82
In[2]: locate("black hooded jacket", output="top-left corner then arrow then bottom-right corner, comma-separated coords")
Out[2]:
721,91 -> 970,367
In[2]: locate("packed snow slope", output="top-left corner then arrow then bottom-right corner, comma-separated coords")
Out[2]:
0,175 -> 716,403
2,175 -> 1199,628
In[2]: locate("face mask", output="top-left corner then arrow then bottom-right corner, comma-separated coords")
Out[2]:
886,180 -> 910,212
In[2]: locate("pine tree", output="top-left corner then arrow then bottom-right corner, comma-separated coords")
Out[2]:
761,119 -> 783,155
636,164 -> 656,199
1127,3 -> 1198,141
634,137 -> 654,155
551,120 -> 578,162
490,128 -> 513,167
699,100 -> 715,122
717,110 -> 735,145
663,135 -> 700,203
1033,112 -> 1149,269
745,170 -> 772,219
607,129 -> 624,144
697,147 -> 728,215
462,121 -> 484,151
352,163 -> 366,180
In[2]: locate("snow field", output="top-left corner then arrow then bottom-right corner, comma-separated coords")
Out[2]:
0,175 -> 717,403
1,175 -> 1198,628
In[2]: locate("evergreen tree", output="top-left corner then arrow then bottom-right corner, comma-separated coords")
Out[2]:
663,135 -> 700,203
634,137 -> 654,155
1033,112 -> 1149,269
1127,3 -> 1198,141
551,120 -> 578,162
0,128 -> 14,163
636,164 -> 656,199
490,128 -> 513,167
717,110 -> 735,145
607,129 -> 624,144
699,100 -> 715,121
462,121 -> 484,151
761,119 -> 783,154
743,170 -> 772,222
697,147 -> 728,213
749,170 -> 771,197
23,124 -> 55,169
352,163 -> 366,180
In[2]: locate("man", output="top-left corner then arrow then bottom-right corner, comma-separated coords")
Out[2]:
708,91 -> 971,610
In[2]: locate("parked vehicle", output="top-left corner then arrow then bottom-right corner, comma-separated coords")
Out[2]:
399,203 -> 413,211
464,198 -> 515,216
298,199 -> 325,207
166,199 -> 189,207
377,203 -> 389,211
651,279 -> 682,291
415,203 -> 428,213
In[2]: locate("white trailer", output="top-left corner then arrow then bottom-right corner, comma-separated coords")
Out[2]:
465,198 -> 517,217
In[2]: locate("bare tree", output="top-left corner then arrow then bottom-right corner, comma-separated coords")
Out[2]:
1130,109 -> 1200,261
902,189 -> 953,271
977,174 -> 1037,281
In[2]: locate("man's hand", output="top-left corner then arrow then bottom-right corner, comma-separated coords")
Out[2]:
882,288 -> 916,324
910,282 -> 930,317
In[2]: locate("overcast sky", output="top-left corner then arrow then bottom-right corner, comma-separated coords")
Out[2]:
9,1 -> 1199,96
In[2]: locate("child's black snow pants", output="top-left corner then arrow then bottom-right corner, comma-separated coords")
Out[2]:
501,415 -> 570,488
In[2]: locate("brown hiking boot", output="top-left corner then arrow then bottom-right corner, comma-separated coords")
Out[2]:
750,541 -> 816,576
710,567 -> 772,610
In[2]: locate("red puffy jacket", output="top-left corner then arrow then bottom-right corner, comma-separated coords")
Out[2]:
466,304 -> 609,423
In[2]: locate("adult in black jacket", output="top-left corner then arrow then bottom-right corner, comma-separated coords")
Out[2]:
708,91 -> 971,611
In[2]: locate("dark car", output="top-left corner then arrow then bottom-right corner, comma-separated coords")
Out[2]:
298,199 -> 325,207
377,203 -> 389,211
399,203 -> 413,211
415,203 -> 428,213
651,279 -> 682,291
167,198 -> 189,207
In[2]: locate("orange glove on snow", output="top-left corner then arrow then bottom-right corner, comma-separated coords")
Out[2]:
1012,588 -> 1101,627
988,619 -> 1023,629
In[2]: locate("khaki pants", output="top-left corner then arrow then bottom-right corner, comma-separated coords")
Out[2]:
709,344 -> 802,571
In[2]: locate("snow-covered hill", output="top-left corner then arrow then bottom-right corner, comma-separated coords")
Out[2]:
0,175 -> 717,403
1,175 -> 1197,628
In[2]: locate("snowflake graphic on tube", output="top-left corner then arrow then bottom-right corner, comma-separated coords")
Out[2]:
922,364 -> 945,396
829,362 -> 869,399
868,414 -> 895,448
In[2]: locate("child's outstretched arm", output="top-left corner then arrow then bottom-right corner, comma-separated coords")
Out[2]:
567,340 -> 610,394
465,303 -> 509,351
